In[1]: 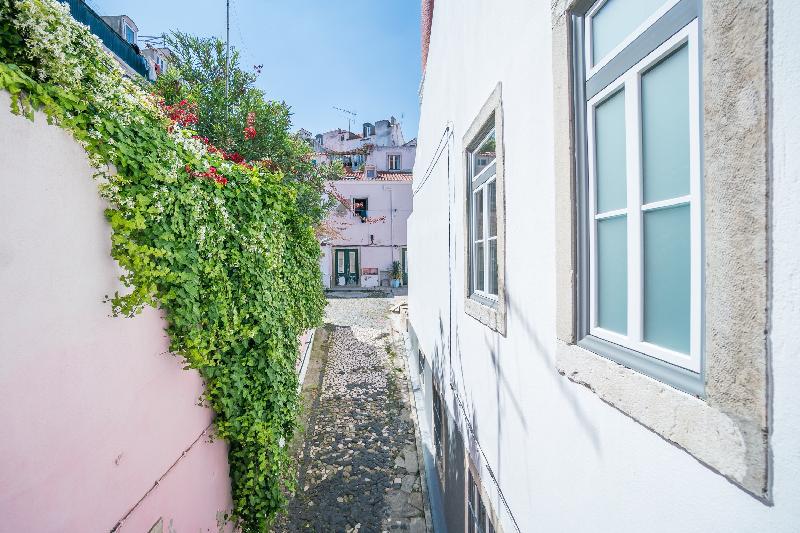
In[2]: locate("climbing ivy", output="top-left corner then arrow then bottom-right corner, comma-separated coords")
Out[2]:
0,0 -> 325,530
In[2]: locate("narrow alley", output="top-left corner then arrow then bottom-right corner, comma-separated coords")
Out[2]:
280,294 -> 429,533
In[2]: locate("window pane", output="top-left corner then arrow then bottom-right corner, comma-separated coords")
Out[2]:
337,253 -> 344,274
468,471 -> 475,507
474,190 -> 484,239
475,242 -> 485,292
348,252 -> 356,274
642,44 -> 690,204
597,216 -> 627,334
487,180 -> 497,238
644,204 -> 690,353
591,0 -> 667,64
488,239 -> 498,296
473,130 -> 496,177
595,90 -> 627,213
478,498 -> 486,533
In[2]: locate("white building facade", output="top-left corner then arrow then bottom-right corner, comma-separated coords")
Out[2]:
408,1 -> 800,532
315,118 -> 416,289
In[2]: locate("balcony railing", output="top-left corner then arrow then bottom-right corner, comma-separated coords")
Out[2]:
59,0 -> 150,79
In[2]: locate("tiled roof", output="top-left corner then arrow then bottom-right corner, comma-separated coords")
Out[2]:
341,171 -> 413,182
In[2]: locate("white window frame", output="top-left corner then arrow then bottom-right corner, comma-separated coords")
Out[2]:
469,128 -> 498,301
586,20 -> 701,372
388,154 -> 402,171
365,165 -> 376,179
465,457 -> 498,533
584,0 -> 681,79
123,22 -> 136,44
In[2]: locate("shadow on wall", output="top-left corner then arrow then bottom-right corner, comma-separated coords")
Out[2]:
421,288 -> 605,531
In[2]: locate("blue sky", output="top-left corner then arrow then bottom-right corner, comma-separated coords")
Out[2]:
88,0 -> 422,138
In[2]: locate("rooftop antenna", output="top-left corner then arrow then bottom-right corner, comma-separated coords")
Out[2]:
225,0 -> 230,131
333,106 -> 357,135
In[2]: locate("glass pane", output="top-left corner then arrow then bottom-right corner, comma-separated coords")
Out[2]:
474,190 -> 484,239
644,204 -> 690,353
597,216 -> 627,334
348,252 -> 356,274
488,239 -> 498,296
337,253 -> 344,274
468,471 -> 475,506
591,0 -> 667,64
487,180 -> 497,238
475,242 -> 485,292
473,130 -> 496,177
478,498 -> 486,533
642,44 -> 690,204
594,90 -> 627,213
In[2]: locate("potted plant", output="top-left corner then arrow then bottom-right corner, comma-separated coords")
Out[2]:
391,260 -> 402,288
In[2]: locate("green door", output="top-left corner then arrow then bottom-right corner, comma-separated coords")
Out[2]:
334,249 -> 359,286
402,248 -> 408,286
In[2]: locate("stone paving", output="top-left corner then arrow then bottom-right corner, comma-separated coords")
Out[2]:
279,295 -> 428,533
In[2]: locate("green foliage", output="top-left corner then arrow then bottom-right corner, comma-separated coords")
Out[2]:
391,260 -> 403,280
154,31 -> 341,225
0,1 -> 325,530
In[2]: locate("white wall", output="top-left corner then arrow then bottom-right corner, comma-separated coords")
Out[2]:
409,0 -> 800,531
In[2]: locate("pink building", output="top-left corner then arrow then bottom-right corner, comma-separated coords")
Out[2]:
322,173 -> 413,288
312,117 -> 416,289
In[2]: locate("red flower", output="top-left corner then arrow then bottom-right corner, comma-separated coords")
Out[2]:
244,126 -> 257,140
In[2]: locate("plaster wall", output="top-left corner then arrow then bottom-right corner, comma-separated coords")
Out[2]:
0,92 -> 233,532
408,0 -> 800,531
322,180 -> 411,286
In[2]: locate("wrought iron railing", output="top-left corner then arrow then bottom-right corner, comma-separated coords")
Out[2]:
58,0 -> 150,78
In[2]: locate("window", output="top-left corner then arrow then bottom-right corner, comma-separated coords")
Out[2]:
124,23 -> 135,44
353,198 -> 368,221
432,379 -> 445,485
466,464 -> 497,533
388,154 -> 402,171
469,128 -> 498,299
463,84 -> 506,335
577,0 -> 702,385
365,166 -> 376,179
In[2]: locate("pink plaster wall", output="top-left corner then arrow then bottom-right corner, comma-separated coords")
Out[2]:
0,93 -> 233,531
322,180 -> 412,286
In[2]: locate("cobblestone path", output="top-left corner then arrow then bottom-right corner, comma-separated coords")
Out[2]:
280,295 -> 428,533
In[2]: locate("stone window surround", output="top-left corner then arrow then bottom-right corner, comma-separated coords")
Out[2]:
552,0 -> 770,499
465,452 -> 502,533
463,83 -> 507,336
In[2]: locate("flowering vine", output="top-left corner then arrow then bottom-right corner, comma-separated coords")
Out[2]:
0,1 -> 325,531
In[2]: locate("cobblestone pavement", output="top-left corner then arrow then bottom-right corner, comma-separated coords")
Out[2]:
279,295 -> 428,533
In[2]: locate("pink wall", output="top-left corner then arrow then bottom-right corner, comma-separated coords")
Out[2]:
322,180 -> 412,286
0,93 -> 233,531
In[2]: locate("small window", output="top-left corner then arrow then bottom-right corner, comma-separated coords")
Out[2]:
365,166 -> 376,179
124,23 -> 135,44
466,462 -> 497,533
432,378 -> 446,486
388,154 -> 402,171
353,198 -> 368,221
469,128 -> 498,299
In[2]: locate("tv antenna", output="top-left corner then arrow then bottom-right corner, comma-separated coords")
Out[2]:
333,106 -> 358,135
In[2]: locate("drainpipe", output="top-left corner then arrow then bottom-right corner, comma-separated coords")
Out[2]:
383,184 -> 394,262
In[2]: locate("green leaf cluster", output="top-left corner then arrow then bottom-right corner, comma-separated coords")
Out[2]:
0,1 -> 325,530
